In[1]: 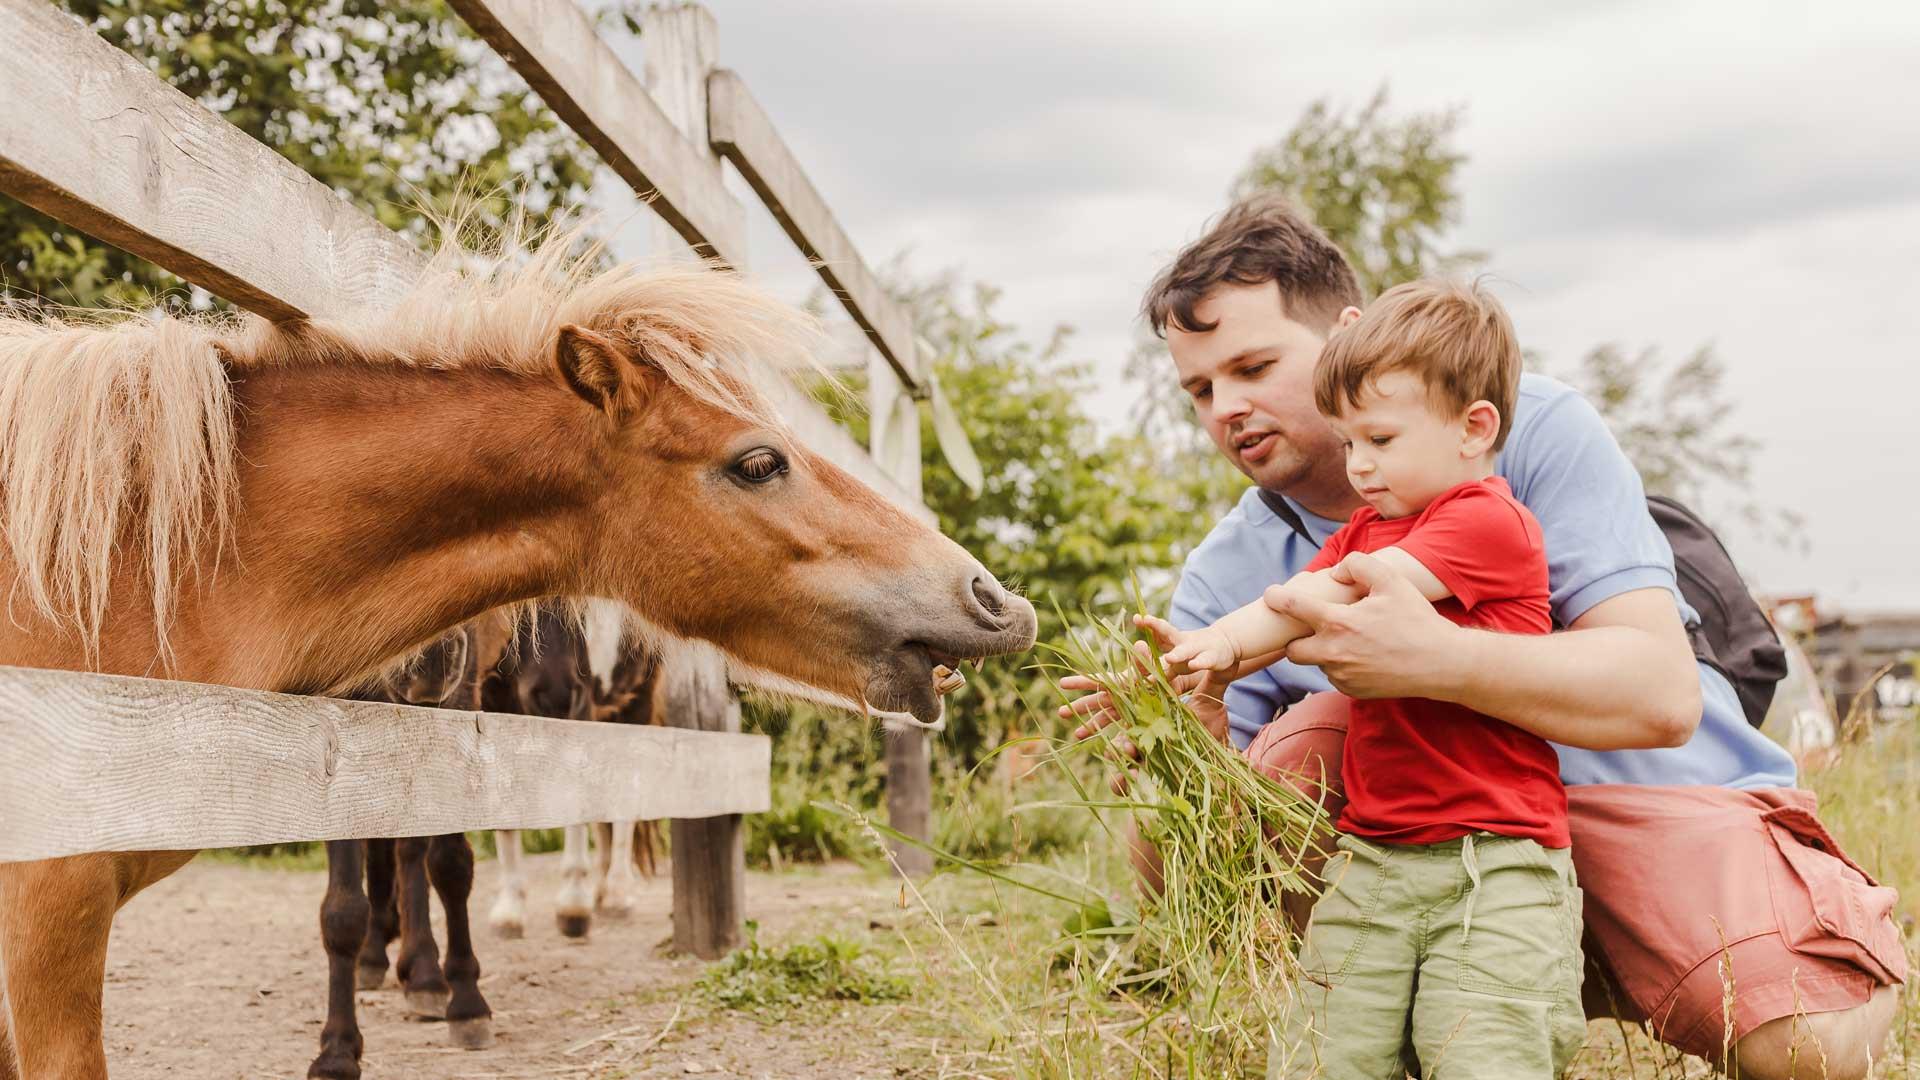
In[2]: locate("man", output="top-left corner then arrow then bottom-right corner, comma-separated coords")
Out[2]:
1067,195 -> 1904,1078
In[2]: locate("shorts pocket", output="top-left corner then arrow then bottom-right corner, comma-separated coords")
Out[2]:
1762,807 -> 1907,986
1298,840 -> 1389,988
1458,839 -> 1582,1002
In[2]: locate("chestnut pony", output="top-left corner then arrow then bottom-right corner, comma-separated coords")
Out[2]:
0,229 -> 1036,1079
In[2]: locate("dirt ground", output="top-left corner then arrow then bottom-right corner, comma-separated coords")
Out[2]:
102,851 -> 929,1080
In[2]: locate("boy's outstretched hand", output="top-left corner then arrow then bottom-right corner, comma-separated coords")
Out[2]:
1160,623 -> 1240,673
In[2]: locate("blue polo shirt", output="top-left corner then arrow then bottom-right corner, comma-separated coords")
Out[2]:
1169,373 -> 1797,790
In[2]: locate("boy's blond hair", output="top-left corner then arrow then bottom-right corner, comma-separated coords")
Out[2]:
1313,278 -> 1522,450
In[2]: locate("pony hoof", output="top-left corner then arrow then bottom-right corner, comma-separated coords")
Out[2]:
405,988 -> 451,1020
449,1016 -> 495,1049
596,900 -> 634,920
354,964 -> 388,991
557,911 -> 592,939
491,919 -> 524,940
307,1051 -> 362,1080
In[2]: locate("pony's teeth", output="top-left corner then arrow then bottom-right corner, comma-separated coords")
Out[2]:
933,665 -> 966,695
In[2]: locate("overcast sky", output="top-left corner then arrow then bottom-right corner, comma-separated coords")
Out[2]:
604,1 -> 1920,612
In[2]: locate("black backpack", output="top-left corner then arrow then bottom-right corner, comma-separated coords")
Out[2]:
1257,489 -> 1787,727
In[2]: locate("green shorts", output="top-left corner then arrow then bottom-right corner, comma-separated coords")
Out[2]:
1272,833 -> 1586,1079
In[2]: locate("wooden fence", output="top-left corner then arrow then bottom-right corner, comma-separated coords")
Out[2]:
0,0 -> 946,955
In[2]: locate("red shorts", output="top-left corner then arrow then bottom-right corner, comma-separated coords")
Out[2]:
1246,692 -> 1908,1058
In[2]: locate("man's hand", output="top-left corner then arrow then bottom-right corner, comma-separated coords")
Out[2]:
1265,551 -> 1462,700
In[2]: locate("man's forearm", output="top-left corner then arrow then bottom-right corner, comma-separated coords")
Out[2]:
1435,624 -> 1702,750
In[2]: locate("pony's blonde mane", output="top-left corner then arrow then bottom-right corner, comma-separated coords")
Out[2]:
0,219 -> 824,661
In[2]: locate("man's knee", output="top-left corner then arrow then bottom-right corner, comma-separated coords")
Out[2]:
1246,692 -> 1351,818
1730,984 -> 1901,1080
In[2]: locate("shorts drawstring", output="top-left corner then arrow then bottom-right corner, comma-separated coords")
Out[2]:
1460,833 -> 1483,949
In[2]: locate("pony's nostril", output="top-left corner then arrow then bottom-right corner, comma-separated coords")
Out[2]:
970,572 -> 1005,618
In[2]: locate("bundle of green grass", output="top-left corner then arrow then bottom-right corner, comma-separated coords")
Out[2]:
1037,615 -> 1333,1073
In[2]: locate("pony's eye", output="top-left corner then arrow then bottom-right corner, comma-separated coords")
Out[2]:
731,447 -> 787,485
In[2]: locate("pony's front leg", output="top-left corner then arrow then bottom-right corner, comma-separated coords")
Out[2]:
355,839 -> 398,990
598,820 -> 642,918
554,824 -> 595,939
426,834 -> 492,1049
487,830 -> 528,938
0,854 -> 129,1079
310,841 -> 370,1080
394,838 -> 451,1019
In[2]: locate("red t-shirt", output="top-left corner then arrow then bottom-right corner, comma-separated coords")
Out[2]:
1303,476 -> 1569,848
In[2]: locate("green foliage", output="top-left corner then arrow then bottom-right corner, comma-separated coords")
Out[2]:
818,270 -> 1207,765
933,754 -> 1094,864
200,842 -> 330,872
1234,86 -> 1478,298
741,694 -> 1095,870
696,920 -> 910,1016
3,1 -> 601,310
1551,343 -> 1756,501
741,700 -> 885,868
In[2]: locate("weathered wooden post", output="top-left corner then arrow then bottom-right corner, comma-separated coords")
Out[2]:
870,351 -> 935,878
643,0 -> 747,959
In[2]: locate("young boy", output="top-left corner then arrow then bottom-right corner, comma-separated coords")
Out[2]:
1160,280 -> 1586,1078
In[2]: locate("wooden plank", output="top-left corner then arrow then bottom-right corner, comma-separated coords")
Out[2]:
0,0 -> 418,321
708,69 -> 924,390
0,665 -> 769,864
868,296 -> 936,876
446,0 -> 746,264
884,725 -> 934,877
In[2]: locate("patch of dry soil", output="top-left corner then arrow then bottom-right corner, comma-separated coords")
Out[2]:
102,852 -> 929,1079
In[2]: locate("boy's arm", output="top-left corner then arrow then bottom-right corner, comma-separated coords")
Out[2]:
1174,569 -> 1365,670
1192,547 -> 1443,675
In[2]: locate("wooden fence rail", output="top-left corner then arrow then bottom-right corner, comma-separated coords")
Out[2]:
0,665 -> 769,864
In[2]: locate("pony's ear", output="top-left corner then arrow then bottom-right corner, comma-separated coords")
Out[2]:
555,324 -> 628,414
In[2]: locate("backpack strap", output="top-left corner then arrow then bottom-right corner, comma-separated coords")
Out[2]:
1256,488 -> 1316,545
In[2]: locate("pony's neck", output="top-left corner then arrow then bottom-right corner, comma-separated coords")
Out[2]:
197,362 -> 599,692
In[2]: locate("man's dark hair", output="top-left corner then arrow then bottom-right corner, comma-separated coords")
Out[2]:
1142,193 -> 1364,338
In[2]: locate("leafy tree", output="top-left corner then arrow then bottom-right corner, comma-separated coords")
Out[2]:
2,1 -> 602,310
1232,86 -> 1477,298
1539,344 -> 1805,548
